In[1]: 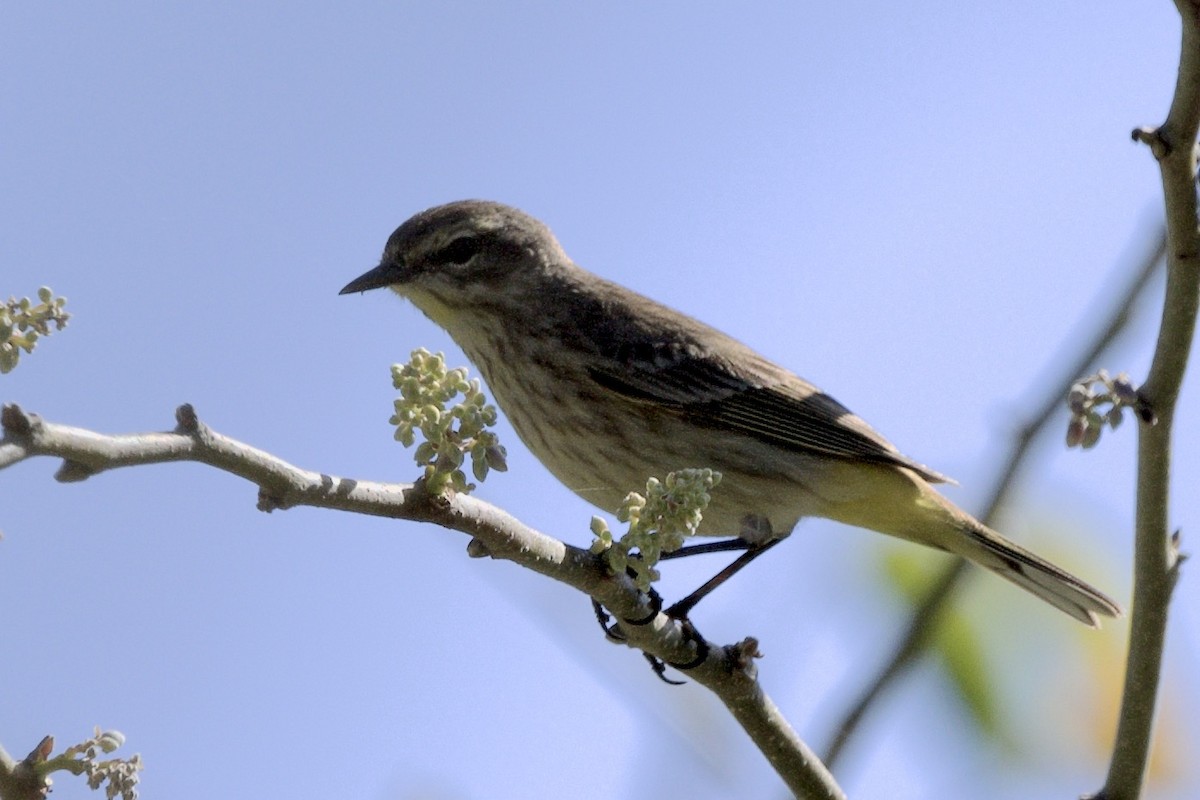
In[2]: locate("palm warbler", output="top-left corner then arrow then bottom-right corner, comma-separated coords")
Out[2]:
341,200 -> 1120,627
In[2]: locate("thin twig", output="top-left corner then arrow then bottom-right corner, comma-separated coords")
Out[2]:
1096,1 -> 1200,796
823,225 -> 1166,770
0,403 -> 845,800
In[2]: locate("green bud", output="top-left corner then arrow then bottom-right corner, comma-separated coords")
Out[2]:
413,441 -> 437,464
471,457 -> 489,482
440,447 -> 464,470
485,444 -> 508,472
96,730 -> 125,753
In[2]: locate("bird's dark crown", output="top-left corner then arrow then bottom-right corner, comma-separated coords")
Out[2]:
380,200 -> 565,282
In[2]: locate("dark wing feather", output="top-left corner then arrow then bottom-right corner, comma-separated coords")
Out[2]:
587,343 -> 952,484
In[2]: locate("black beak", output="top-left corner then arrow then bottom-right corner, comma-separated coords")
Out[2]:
339,263 -> 400,295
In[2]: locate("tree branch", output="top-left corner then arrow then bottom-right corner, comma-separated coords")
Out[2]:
823,224 -> 1166,769
1098,2 -> 1200,797
0,402 -> 845,800
0,738 -> 51,800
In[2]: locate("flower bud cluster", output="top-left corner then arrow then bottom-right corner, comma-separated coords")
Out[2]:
42,728 -> 142,800
1,286 -> 70,373
590,468 -> 722,590
390,348 -> 507,495
1066,369 -> 1140,449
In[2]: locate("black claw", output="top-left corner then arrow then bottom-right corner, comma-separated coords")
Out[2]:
645,652 -> 686,685
591,599 -> 627,642
665,620 -> 710,671
591,598 -> 610,628
621,586 -> 663,626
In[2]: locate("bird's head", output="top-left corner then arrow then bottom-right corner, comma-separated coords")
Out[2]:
340,200 -> 570,329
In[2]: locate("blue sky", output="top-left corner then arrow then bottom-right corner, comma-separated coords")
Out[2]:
3,2 -> 1198,798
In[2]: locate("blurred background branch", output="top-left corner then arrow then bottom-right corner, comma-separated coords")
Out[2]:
824,223 -> 1167,770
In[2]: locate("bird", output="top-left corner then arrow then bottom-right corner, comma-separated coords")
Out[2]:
340,199 -> 1121,627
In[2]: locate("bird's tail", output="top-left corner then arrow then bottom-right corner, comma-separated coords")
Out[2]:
817,463 -> 1123,626
952,519 -> 1122,627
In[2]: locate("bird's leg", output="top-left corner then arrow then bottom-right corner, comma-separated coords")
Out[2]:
660,513 -> 783,618
664,538 -> 784,620
659,538 -> 755,560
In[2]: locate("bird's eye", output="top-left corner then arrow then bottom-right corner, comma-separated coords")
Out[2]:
429,235 -> 481,266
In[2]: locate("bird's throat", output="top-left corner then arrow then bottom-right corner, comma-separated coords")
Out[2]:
392,285 -> 465,331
